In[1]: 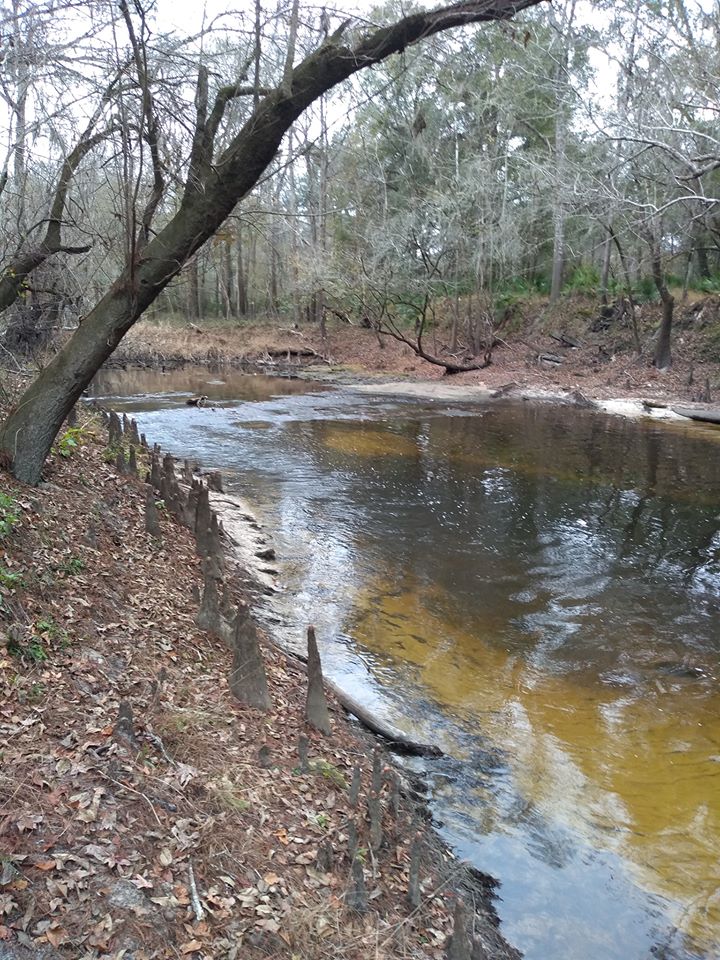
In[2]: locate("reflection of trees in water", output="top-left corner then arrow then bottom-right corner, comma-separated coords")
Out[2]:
91,367 -> 320,404
434,404 -> 719,502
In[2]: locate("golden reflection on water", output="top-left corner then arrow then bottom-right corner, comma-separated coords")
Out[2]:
350,575 -> 720,950
320,424 -> 419,459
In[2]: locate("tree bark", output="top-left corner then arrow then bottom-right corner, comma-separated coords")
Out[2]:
600,233 -> 612,306
236,220 -> 248,316
0,0 -> 544,484
651,250 -> 674,370
548,0 -> 576,304
187,258 -> 201,320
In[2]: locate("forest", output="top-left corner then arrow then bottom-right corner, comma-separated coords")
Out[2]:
1,5 -> 720,959
1,0 -> 720,477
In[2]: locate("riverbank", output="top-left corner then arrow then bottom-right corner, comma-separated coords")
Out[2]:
0,391 -> 518,959
109,294 -> 720,415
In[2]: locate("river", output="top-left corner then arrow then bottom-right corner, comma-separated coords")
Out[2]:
91,367 -> 720,960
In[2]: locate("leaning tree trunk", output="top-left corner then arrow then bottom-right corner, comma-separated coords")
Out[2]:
0,0 -> 544,485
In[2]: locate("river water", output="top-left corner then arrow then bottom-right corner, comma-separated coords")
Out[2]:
91,367 -> 720,960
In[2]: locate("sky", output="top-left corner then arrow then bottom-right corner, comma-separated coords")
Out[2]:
154,0 -> 374,38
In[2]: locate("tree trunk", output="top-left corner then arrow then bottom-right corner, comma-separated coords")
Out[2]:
549,0 -> 576,304
224,236 -> 237,318
608,224 -> 641,354
0,0 -> 544,484
10,0 -> 29,235
187,258 -> 201,320
696,242 -> 710,281
652,252 -> 674,370
287,128 -> 302,326
549,193 -> 565,303
317,288 -> 326,340
236,222 -> 248,316
450,295 -> 460,352
600,233 -> 612,306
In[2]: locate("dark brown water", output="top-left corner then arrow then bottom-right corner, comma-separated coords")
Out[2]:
91,368 -> 720,960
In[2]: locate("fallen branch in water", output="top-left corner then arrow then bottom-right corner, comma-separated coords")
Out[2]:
325,678 -> 443,757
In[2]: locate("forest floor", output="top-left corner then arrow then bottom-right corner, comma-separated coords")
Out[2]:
112,293 -> 720,410
0,384 -> 514,960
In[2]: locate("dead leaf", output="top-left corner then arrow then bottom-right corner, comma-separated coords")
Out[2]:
180,940 -> 203,954
0,862 -> 18,886
45,926 -> 70,947
131,874 -> 154,889
15,812 -> 43,833
305,866 -> 332,886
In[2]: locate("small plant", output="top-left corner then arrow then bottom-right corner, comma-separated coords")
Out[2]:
697,273 -> 720,294
8,635 -> 47,663
0,491 -> 19,540
54,426 -> 86,459
103,444 -> 122,463
0,566 -> 24,588
564,264 -> 600,294
310,812 -> 330,829
27,639 -> 47,661
35,617 -> 69,649
632,275 -> 660,304
208,776 -> 250,813
310,759 -> 347,788
25,682 -> 46,703
58,556 -> 85,576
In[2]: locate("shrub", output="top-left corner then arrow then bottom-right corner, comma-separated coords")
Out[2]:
0,492 -> 19,539
564,264 -> 600,294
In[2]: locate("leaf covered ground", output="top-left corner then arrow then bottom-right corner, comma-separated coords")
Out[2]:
0,389 -> 512,960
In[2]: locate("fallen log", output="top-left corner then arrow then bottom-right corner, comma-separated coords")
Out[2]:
264,347 -> 326,360
549,332 -> 581,348
325,678 -> 443,757
671,404 -> 720,425
538,352 -> 563,366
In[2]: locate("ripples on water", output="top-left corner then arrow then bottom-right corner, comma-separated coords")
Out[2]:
92,368 -> 720,960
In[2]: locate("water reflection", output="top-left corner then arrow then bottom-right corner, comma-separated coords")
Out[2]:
91,368 -> 720,960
